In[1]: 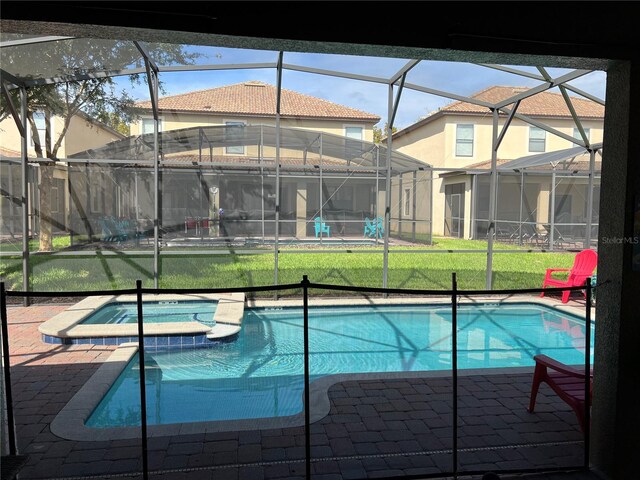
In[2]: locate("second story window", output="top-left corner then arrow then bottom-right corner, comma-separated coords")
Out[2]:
225,121 -> 245,155
529,126 -> 546,152
455,124 -> 473,157
573,127 -> 590,143
31,111 -> 50,149
141,118 -> 162,135
345,126 -> 363,140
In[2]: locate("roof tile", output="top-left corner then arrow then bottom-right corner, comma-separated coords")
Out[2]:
137,81 -> 380,122
442,85 -> 604,118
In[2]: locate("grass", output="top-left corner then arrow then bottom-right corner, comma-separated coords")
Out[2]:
0,236 -> 580,294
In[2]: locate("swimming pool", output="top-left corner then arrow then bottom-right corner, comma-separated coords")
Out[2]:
80,301 -> 218,326
86,302 -> 593,428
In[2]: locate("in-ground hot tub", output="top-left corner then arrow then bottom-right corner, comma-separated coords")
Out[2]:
38,293 -> 245,348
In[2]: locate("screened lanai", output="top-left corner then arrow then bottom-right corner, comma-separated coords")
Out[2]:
469,143 -> 602,250
0,34 -> 605,292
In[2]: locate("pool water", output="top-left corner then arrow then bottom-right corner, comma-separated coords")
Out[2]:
86,303 -> 594,428
80,301 -> 218,326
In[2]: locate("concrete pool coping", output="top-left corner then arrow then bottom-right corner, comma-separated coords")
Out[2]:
38,292 -> 245,339
49,295 -> 592,442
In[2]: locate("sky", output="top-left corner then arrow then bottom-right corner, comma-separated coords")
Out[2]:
124,45 -> 607,130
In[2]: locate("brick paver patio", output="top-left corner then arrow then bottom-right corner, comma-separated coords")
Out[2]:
5,302 -> 589,480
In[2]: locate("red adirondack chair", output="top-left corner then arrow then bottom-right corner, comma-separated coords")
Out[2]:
528,354 -> 592,433
540,249 -> 597,303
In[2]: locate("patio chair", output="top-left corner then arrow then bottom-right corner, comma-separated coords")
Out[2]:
528,354 -> 592,433
314,217 -> 330,238
97,216 -> 116,242
540,248 -> 597,303
364,217 -> 376,238
185,216 -> 198,234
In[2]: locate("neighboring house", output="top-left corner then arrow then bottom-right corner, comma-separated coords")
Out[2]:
0,113 -> 125,236
80,80 -> 386,238
392,86 -> 604,240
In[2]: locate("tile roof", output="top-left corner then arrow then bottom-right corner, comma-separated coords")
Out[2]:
136,81 -> 380,122
442,86 -> 604,118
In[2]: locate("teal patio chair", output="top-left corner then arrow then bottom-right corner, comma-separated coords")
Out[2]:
314,217 -> 330,238
364,217 -> 377,237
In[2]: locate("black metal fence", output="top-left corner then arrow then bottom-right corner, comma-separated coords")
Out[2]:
0,277 -> 593,480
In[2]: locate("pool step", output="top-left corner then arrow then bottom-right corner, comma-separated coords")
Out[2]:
208,292 -> 244,339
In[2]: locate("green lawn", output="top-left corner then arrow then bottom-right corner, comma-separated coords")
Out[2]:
0,236 -> 580,294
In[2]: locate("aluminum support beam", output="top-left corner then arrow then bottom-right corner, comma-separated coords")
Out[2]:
282,63 -> 388,85
404,82 -> 494,109
1,81 -> 25,138
559,85 -> 591,148
20,88 -> 29,302
585,150 -> 596,248
485,109 -> 499,290
549,171 -> 556,251
477,64 -> 546,81
274,52 -> 283,287
382,85 -> 393,289
493,69 -> 591,109
495,99 -> 521,149
0,36 -> 75,48
500,108 -> 586,146
389,59 -> 420,85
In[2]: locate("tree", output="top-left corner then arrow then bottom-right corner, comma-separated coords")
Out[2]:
0,39 -> 199,251
373,123 -> 398,144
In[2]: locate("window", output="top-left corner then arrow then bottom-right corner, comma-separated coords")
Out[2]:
90,180 -> 101,213
455,124 -> 473,157
529,127 -> 546,152
344,126 -> 363,140
225,121 -> 245,154
141,118 -> 162,135
403,188 -> 411,216
31,111 -> 49,148
573,127 -> 590,142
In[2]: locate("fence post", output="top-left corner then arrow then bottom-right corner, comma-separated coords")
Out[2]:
302,275 -> 311,480
451,273 -> 458,479
1,282 -> 17,455
136,280 -> 149,480
584,277 -> 592,469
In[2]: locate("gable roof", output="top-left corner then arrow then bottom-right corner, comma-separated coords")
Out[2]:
136,81 -> 380,122
393,85 -> 604,139
442,85 -> 604,118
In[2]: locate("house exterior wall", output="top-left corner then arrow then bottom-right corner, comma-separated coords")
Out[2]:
393,112 -> 604,238
0,115 -> 121,158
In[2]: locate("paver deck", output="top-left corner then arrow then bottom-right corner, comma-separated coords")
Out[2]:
5,298 -> 591,480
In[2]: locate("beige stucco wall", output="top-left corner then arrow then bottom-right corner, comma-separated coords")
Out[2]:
0,115 -> 121,158
131,112 -> 375,150
394,114 -> 604,170
390,120 -> 444,167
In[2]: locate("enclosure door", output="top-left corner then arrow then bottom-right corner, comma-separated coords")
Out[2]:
445,183 -> 465,238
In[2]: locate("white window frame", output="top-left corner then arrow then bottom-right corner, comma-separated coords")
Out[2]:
90,180 -> 101,214
31,111 -> 50,148
455,124 -> 474,157
528,126 -> 546,152
141,117 -> 163,135
573,127 -> 590,142
224,120 -> 246,155
403,188 -> 411,216
344,125 -> 364,140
